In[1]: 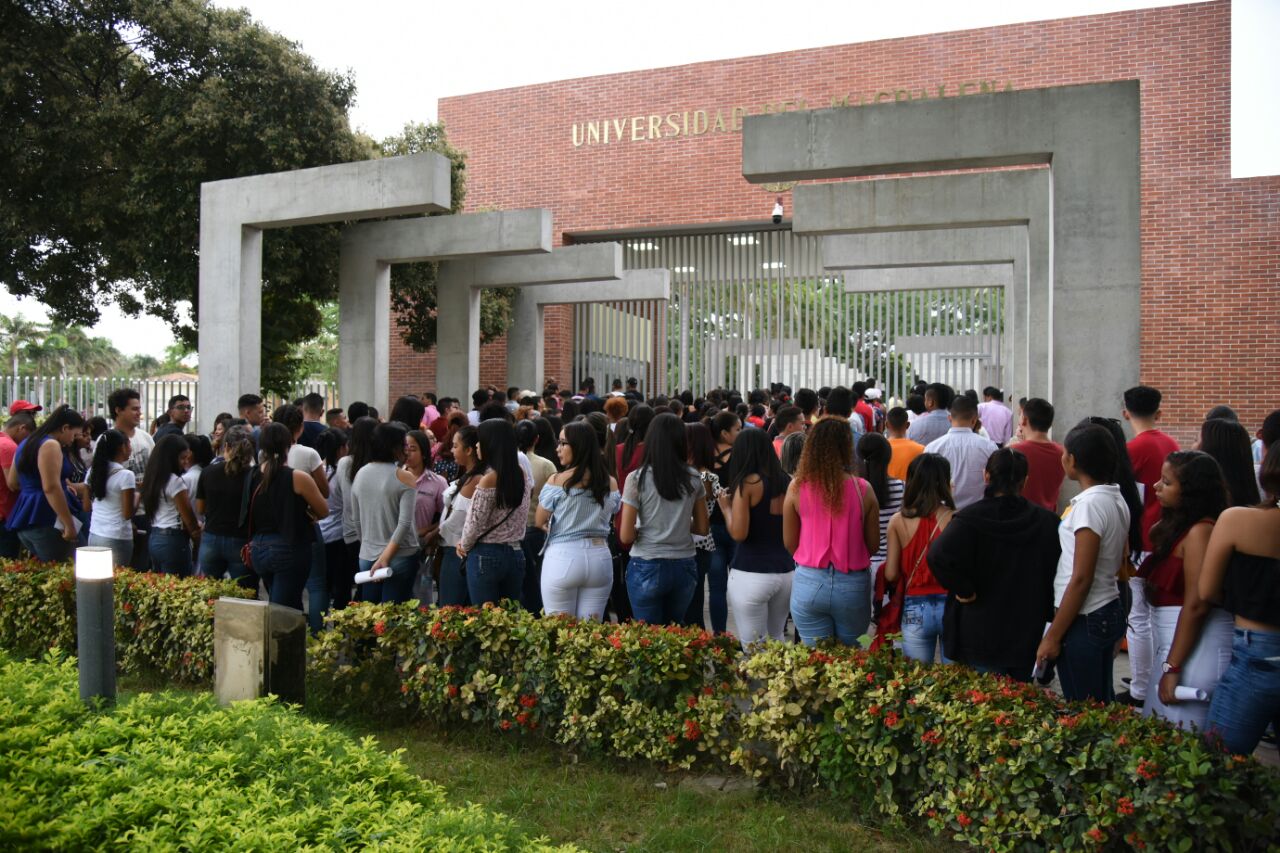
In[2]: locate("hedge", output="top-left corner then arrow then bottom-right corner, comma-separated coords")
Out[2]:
0,651 -> 566,850
3,560 -> 1279,851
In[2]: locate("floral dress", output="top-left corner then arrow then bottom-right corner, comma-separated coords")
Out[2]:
694,469 -> 721,552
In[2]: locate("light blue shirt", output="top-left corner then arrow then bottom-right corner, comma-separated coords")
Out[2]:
925,426 -> 998,509
539,483 -> 622,547
907,409 -> 951,446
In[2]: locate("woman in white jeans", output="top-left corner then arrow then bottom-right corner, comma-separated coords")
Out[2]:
717,428 -> 794,648
535,421 -> 620,620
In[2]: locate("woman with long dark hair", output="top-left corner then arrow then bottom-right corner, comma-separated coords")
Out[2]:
457,419 -> 532,605
339,416 -> 378,600
928,448 -> 1061,678
1198,418 -> 1261,508
1139,450 -> 1232,729
535,421 -> 620,619
619,413 -> 709,624
532,416 -> 560,473
315,427 -> 352,609
682,422 -> 725,630
616,404 -> 655,487
1035,423 -> 1132,701
858,432 -> 904,578
142,434 -> 201,576
1199,443 -> 1280,754
86,428 -> 135,567
883,454 -> 956,662
5,405 -> 86,562
349,422 -> 419,604
705,410 -> 741,627
248,422 -> 328,611
432,412 -> 468,480
779,432 -> 805,476
718,427 -> 793,647
515,420 -> 554,613
783,418 -> 881,646
436,425 -> 483,606
195,425 -> 256,584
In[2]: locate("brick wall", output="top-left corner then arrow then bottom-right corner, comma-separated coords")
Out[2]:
387,0 -> 1279,445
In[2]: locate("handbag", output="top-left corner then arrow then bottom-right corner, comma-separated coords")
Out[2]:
871,517 -> 939,652
239,475 -> 263,571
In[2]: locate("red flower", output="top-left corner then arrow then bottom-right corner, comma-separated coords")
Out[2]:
1126,833 -> 1146,849
967,689 -> 989,704
920,729 -> 943,746
516,712 -> 530,726
702,686 -> 714,695
687,695 -> 698,709
1136,760 -> 1158,780
639,637 -> 651,647
1117,797 -> 1134,816
122,603 -> 133,613
993,712 -> 1013,727
666,734 -> 677,744
868,704 -> 881,717
1086,827 -> 1104,843
609,635 -> 622,650
443,664 -> 455,674
519,694 -> 538,708
883,711 -> 900,728
500,720 -> 513,731
683,719 -> 702,741
373,621 -> 387,636
865,673 -> 876,684
926,809 -> 938,819
996,756 -> 1007,764
446,685 -> 459,698
400,683 -> 409,694
956,813 -> 972,828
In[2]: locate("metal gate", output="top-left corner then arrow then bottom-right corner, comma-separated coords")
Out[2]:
574,228 -> 1004,403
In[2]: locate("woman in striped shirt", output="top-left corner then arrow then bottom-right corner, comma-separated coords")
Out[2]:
535,421 -> 620,620
859,432 -> 905,575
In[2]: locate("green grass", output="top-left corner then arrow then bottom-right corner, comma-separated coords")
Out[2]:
322,715 -> 950,853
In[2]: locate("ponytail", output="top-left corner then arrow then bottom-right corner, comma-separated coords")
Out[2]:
984,447 -> 1029,499
258,422 -> 292,487
89,429 -> 128,501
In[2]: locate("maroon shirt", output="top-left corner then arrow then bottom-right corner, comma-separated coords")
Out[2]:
1011,439 -> 1066,513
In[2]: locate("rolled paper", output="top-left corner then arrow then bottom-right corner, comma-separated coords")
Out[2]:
1173,685 -> 1209,702
354,567 -> 393,584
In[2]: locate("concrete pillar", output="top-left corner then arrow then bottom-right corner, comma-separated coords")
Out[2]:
197,153 -> 451,429
506,269 -> 671,391
742,80 -> 1141,434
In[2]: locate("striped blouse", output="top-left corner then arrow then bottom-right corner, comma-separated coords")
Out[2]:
539,483 -> 622,547
871,478 -> 905,566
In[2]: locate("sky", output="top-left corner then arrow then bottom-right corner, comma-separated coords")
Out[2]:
5,0 -> 1275,358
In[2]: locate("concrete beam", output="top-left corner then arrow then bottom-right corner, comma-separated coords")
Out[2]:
822,224 -> 1029,398
435,244 -> 625,400
506,269 -> 670,390
337,209 -> 553,412
197,152 -> 451,428
796,172 -> 1049,402
742,80 -> 1141,432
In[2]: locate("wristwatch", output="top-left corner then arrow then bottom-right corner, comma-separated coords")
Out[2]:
1162,661 -> 1182,674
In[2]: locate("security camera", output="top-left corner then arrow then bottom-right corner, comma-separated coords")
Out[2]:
771,196 -> 784,225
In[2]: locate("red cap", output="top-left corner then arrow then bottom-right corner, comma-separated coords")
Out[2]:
8,400 -> 42,414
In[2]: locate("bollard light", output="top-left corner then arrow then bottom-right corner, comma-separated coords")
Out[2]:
74,546 -> 116,704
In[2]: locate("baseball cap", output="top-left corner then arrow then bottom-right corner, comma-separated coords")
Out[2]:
9,400 -> 42,414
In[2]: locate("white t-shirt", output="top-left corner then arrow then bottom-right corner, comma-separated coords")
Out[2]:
1054,483 -> 1130,614
151,473 -> 188,530
287,444 -> 322,476
182,465 -> 203,520
87,462 -> 136,540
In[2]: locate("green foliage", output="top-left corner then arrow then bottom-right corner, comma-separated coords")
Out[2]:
4,562 -> 1278,851
0,317 -> 127,378
0,652 -> 567,850
0,559 -> 253,683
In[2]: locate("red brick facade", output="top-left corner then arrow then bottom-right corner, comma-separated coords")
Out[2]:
387,0 -> 1278,445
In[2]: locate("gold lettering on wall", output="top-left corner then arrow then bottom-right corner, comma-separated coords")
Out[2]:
568,80 -> 1017,148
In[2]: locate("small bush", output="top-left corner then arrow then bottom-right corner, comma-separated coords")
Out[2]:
0,651 -> 567,851
0,559 -> 253,684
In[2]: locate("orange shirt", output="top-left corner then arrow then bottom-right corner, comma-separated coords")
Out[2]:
887,437 -> 925,482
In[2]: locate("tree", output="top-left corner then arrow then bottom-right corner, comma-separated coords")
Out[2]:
1,0 -> 373,393
0,315 -> 42,379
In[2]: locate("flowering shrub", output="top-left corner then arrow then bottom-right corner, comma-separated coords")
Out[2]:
4,562 -> 1279,850
0,651 -> 566,850
0,559 -> 252,684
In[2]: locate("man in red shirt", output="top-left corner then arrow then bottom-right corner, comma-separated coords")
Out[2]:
1121,384 -> 1180,707
0,405 -> 39,558
1010,398 -> 1065,513
852,382 -> 877,433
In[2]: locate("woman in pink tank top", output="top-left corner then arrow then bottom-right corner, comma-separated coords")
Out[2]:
783,419 -> 881,646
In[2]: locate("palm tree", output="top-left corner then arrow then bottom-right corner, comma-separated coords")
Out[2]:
0,315 -> 46,399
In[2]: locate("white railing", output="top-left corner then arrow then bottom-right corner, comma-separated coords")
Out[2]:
1,376 -> 339,424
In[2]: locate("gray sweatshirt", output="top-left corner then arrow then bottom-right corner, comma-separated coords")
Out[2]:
349,462 -> 419,561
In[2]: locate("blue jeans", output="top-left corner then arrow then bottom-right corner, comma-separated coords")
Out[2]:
901,594 -> 953,665
149,528 -> 192,576
438,547 -> 470,606
466,542 -> 525,606
1205,628 -> 1280,755
520,526 -> 547,615
790,565 -> 870,647
87,533 -> 132,568
1057,597 -> 1126,702
0,524 -> 19,559
706,524 -> 732,630
250,533 -> 311,611
626,556 -> 697,626
16,526 -> 74,563
358,552 -> 418,604
199,532 -> 249,581
305,525 -> 327,631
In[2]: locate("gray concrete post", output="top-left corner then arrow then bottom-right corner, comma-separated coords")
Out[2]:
197,153 -> 451,429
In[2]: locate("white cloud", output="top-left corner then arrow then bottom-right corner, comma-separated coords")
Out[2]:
0,290 -> 188,359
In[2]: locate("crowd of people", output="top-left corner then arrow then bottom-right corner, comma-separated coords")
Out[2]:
0,375 -> 1276,756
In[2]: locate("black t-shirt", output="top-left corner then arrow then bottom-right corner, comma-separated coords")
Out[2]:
196,460 -> 250,538
249,465 -> 313,544
298,420 -> 325,449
